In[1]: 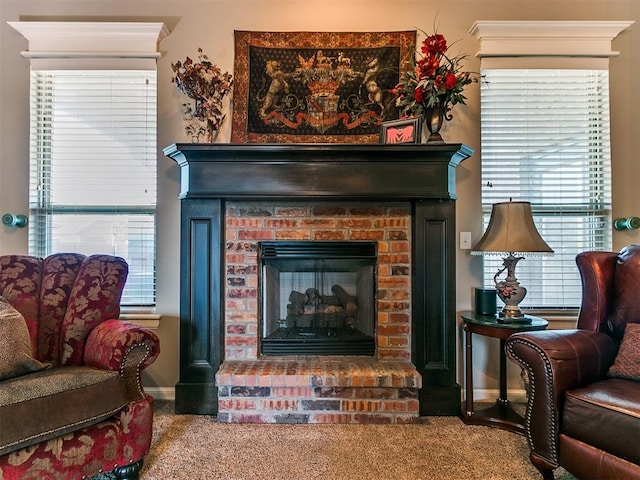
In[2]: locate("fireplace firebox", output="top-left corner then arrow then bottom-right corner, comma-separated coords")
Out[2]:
260,241 -> 376,356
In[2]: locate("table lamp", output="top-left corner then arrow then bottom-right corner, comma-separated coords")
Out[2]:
471,200 -> 553,320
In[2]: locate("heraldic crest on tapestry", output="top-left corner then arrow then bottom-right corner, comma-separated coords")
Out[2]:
231,31 -> 417,143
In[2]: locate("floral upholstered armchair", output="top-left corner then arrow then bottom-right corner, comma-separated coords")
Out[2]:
0,253 -> 160,480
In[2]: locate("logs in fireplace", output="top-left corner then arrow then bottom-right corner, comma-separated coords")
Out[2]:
260,241 -> 376,355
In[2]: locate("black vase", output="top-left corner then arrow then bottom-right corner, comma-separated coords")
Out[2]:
423,104 -> 446,144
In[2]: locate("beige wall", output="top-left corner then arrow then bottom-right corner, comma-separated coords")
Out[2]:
1,0 -> 638,399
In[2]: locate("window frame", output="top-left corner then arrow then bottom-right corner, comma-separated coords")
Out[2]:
479,68 -> 612,310
470,20 -> 632,312
9,21 -> 167,309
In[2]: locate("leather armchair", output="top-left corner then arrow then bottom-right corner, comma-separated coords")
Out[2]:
0,254 -> 160,480
505,246 -> 640,480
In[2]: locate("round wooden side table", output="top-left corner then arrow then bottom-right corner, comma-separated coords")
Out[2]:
460,310 -> 548,434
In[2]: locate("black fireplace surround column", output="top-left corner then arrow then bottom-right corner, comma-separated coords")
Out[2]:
164,143 -> 473,415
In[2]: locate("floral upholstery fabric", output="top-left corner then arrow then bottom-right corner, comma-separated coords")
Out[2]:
59,255 -> 127,366
0,254 -> 159,480
0,254 -> 127,367
0,395 -> 154,480
85,319 -> 160,375
0,366 -> 128,456
38,254 -> 85,365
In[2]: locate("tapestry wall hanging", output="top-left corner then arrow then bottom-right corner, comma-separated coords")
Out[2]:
231,30 -> 417,143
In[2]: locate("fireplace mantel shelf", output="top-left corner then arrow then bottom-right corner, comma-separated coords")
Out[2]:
164,143 -> 473,200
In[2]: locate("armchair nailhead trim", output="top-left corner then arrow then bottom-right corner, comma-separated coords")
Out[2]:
119,341 -> 152,399
506,339 -> 559,465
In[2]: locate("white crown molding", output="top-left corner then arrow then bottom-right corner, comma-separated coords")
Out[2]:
470,20 -> 634,58
19,51 -> 163,59
7,21 -> 169,59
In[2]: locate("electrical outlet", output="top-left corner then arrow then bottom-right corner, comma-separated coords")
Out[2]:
460,231 -> 472,250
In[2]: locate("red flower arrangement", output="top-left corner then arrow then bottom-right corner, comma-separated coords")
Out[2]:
393,28 -> 478,119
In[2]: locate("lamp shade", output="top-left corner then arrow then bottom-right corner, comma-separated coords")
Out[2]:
472,201 -> 553,255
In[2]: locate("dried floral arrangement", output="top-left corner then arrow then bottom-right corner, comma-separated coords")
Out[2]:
171,48 -> 233,142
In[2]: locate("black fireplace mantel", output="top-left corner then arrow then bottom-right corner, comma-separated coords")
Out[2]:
163,143 -> 473,200
164,142 -> 473,416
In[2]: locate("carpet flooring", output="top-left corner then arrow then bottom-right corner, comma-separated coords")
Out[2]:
95,400 -> 576,480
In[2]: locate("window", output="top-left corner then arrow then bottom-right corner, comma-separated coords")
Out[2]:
29,70 -> 157,306
471,21 -> 632,311
480,69 -> 611,309
9,21 -> 167,308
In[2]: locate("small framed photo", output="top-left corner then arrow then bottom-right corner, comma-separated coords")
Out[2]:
379,117 -> 422,144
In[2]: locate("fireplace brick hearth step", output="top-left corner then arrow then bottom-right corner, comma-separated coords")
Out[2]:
215,357 -> 422,424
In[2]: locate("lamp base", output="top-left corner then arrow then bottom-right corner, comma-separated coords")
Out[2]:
494,254 -> 529,323
499,305 -> 525,318
497,304 -> 532,324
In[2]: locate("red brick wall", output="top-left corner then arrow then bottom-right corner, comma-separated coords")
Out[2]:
224,202 -> 412,360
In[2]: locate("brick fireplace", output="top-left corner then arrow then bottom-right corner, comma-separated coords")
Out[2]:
164,143 -> 472,422
224,203 -> 412,361
218,202 -> 421,423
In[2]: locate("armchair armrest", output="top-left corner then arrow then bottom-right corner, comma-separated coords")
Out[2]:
505,329 -> 617,469
84,319 -> 160,400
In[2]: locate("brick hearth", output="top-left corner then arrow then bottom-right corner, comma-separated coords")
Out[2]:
217,201 -> 421,423
217,357 -> 421,423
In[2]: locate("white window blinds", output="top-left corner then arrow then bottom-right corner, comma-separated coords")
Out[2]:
28,70 -> 157,306
480,69 -> 612,309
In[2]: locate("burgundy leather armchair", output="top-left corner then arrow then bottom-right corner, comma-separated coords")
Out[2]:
505,245 -> 640,479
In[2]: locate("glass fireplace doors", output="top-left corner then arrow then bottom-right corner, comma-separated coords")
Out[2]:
259,241 -> 377,356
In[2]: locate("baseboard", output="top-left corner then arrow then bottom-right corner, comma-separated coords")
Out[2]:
145,387 -> 175,401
